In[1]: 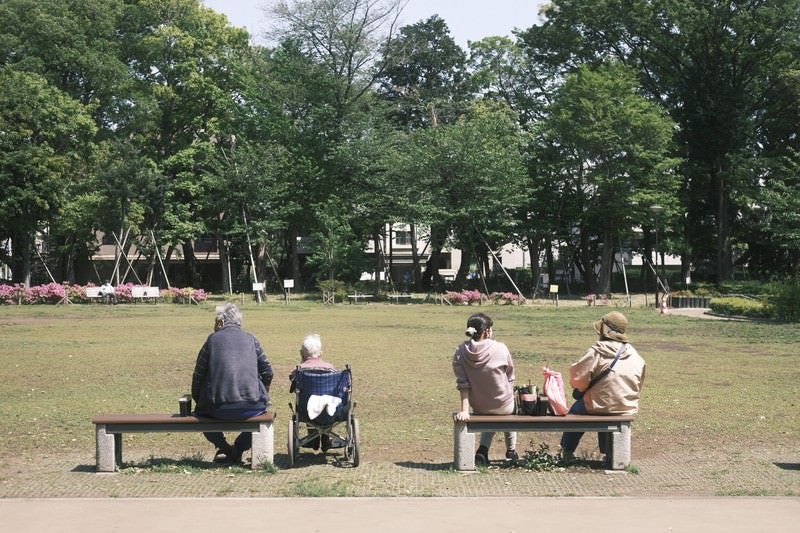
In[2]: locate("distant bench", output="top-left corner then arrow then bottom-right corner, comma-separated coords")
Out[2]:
388,292 -> 413,304
453,414 -> 634,470
346,292 -> 373,304
85,287 -> 103,301
92,412 -> 275,472
131,286 -> 160,302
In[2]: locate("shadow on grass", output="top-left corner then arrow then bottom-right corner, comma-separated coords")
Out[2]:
277,452 -> 357,470
394,461 -> 455,471
118,456 -> 243,472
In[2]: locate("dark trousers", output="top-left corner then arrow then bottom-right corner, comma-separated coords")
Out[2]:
559,399 -> 608,454
200,407 -> 265,452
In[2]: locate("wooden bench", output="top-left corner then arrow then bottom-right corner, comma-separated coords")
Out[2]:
92,412 -> 275,472
131,286 -> 159,302
453,414 -> 634,470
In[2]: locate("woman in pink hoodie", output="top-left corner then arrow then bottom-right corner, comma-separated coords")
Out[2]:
453,313 -> 518,465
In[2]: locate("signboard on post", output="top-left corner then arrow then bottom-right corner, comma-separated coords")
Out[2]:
549,284 -> 559,306
283,279 -> 294,305
252,282 -> 263,292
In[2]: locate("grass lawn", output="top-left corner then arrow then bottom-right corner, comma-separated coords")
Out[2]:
1,296 -> 798,496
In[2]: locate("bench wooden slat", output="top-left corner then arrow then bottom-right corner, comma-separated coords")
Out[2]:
463,414 -> 633,424
92,413 -> 274,425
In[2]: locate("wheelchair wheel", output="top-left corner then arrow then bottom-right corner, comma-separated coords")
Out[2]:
287,417 -> 297,468
347,416 -> 360,467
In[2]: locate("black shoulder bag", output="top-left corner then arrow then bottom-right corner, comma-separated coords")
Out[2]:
571,343 -> 627,400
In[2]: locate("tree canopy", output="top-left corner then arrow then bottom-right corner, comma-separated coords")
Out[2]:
1,0 -> 798,291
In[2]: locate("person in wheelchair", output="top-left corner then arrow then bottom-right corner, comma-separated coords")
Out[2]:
290,334 -> 337,451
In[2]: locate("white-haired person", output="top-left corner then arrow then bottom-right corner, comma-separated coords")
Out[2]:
453,312 -> 518,465
560,311 -> 646,462
191,303 -> 273,464
290,334 -> 336,450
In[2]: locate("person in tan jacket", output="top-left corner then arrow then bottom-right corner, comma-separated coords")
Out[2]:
560,311 -> 646,460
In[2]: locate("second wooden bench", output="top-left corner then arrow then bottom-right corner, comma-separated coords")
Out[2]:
453,413 -> 634,470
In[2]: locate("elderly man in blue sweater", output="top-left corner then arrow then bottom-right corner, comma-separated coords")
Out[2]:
192,303 -> 273,464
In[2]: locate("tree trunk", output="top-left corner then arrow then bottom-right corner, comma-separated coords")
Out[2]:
218,236 -> 231,293
455,244 -> 474,288
289,227 -> 301,290
410,224 -> 421,289
422,226 -> 445,291
256,243 -> 268,288
579,227 -> 594,294
182,240 -> 199,287
599,224 -> 614,295
373,226 -> 384,295
527,235 -> 541,297
715,161 -> 733,282
10,229 -> 33,287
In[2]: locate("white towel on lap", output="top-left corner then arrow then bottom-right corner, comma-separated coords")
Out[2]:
306,394 -> 342,420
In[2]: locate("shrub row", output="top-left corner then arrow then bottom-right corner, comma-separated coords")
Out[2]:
443,290 -> 522,305
0,283 -> 207,305
708,282 -> 800,322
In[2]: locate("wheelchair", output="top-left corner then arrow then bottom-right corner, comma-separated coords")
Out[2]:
287,365 -> 359,467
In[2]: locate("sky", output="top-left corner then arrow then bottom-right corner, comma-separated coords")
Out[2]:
202,0 -> 549,48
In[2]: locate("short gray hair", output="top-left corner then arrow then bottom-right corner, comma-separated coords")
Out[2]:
215,303 -> 242,326
300,334 -> 322,359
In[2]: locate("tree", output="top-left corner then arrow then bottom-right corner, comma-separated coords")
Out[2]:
522,0 -> 800,283
541,62 -> 680,294
0,0 -> 131,282
378,15 -> 469,129
0,69 -> 96,285
117,0 -> 254,287
268,0 -> 407,118
264,0 -> 409,287
399,101 -> 528,290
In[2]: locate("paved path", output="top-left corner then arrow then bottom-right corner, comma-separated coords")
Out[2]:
2,497 -> 797,532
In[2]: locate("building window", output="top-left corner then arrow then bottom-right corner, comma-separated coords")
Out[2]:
395,231 -> 412,246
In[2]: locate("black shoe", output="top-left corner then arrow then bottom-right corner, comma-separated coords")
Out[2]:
475,445 -> 489,466
505,449 -> 519,462
214,443 -> 242,464
213,449 -> 229,463
321,434 -> 332,452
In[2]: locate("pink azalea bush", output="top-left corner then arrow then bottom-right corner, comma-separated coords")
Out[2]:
0,283 -> 208,304
162,286 -> 208,304
444,289 -> 487,305
0,283 -> 28,304
489,291 -> 522,305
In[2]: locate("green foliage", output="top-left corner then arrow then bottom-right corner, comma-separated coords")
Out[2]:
519,442 -> 563,471
766,281 -> 800,322
524,0 -> 800,282
709,297 -> 770,319
316,279 -> 347,301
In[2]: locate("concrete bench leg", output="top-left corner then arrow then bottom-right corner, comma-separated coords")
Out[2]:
95,425 -> 116,472
607,424 -> 631,470
250,420 -> 274,469
454,422 -> 475,471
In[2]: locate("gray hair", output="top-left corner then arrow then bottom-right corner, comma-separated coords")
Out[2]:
300,334 -> 322,360
215,303 -> 242,326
